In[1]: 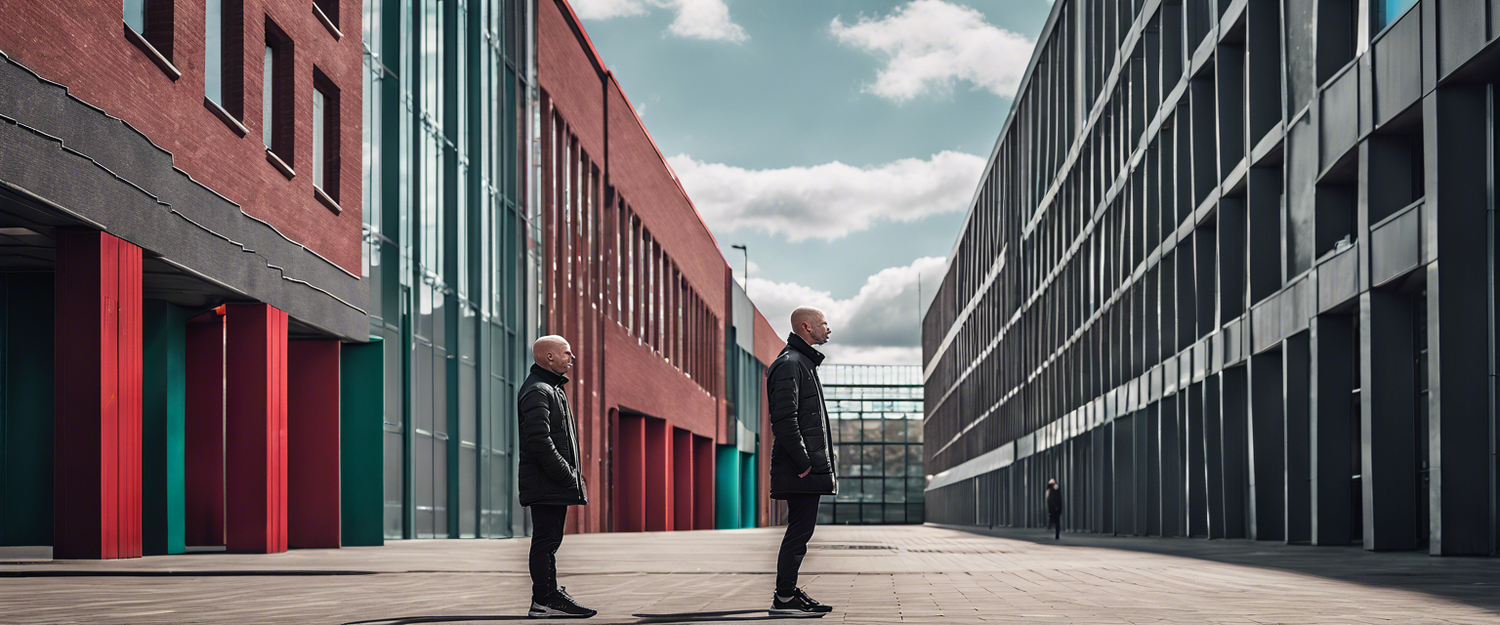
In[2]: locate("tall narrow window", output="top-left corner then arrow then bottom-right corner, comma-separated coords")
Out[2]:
262,44 -> 274,146
263,18 -> 294,168
204,0 -> 244,119
312,68 -> 342,209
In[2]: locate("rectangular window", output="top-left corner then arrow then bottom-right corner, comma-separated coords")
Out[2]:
263,18 -> 294,166
204,0 -> 244,117
262,45 -> 274,145
313,68 -> 341,207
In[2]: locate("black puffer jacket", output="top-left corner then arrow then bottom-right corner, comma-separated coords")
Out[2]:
767,333 -> 837,499
517,364 -> 587,507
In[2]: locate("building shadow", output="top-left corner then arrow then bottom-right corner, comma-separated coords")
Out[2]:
341,617 -> 532,624
940,524 -> 1500,614
631,609 -> 782,623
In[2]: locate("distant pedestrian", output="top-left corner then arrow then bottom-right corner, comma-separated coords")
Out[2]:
1046,479 -> 1063,540
518,335 -> 595,619
766,307 -> 837,618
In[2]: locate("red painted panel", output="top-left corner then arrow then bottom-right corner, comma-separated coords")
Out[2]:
53,230 -> 142,559
672,427 -> 693,531
185,311 -> 226,547
288,340 -> 341,548
692,435 -> 714,530
644,418 -> 671,531
614,413 -> 645,531
224,303 -> 289,554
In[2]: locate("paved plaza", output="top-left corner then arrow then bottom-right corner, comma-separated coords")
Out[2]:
2,524 -> 1498,624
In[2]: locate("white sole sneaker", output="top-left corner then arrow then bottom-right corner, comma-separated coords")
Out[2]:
528,604 -> 596,619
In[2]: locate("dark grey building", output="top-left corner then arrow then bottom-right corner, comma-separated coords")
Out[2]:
922,0 -> 1499,555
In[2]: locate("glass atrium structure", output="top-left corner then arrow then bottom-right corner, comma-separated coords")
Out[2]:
361,0 -> 536,539
821,365 -> 924,524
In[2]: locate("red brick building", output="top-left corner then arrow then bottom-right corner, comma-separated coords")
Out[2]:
537,0 -> 781,533
0,0 -> 366,558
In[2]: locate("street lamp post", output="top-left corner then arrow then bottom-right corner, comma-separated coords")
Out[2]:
731,244 -> 748,297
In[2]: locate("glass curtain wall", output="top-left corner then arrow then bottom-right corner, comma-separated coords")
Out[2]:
821,365 -> 924,524
362,0 -> 532,540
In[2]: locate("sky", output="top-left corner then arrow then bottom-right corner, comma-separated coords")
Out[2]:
568,0 -> 1053,364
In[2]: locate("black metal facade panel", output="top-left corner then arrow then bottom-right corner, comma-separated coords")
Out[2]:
1374,11 -> 1423,127
0,53 -> 367,341
924,0 -> 1499,555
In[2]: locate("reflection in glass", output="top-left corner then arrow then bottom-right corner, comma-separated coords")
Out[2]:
124,0 -> 146,34
205,0 -> 222,103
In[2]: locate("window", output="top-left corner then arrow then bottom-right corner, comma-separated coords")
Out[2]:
263,18 -> 295,170
313,69 -> 342,209
204,0 -> 244,120
123,0 -> 178,79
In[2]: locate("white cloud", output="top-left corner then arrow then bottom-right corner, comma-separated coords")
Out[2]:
830,0 -> 1035,101
570,0 -> 747,42
664,0 -> 748,42
570,0 -> 648,20
668,151 -> 985,241
751,257 -> 948,365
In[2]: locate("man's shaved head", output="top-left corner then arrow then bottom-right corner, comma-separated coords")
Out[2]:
790,307 -> 831,346
532,335 -> 575,375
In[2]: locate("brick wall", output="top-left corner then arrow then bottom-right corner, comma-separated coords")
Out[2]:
539,0 -> 764,533
0,0 -> 363,274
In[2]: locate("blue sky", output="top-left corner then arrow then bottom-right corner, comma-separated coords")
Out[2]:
570,0 -> 1051,363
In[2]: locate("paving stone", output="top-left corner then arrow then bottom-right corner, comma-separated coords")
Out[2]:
1,525 -> 1497,623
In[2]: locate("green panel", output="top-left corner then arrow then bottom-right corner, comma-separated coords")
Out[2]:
1,274 -> 53,546
142,300 -> 188,555
715,445 -> 741,529
342,337 -> 386,546
740,451 -> 756,529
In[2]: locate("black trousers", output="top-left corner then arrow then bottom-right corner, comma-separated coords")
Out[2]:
1049,509 -> 1061,539
776,494 -> 821,594
529,504 -> 568,600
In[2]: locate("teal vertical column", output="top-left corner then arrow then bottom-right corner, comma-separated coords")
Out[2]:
715,445 -> 741,529
142,300 -> 187,555
341,337 -> 385,546
1,274 -> 54,548
740,451 -> 756,529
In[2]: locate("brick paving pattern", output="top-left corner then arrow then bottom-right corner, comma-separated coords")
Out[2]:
2,525 -> 1497,624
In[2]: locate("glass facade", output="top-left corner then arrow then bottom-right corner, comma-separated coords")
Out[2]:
820,365 -> 924,525
361,0 -> 534,539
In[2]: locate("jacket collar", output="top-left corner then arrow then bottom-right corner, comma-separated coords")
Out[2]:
786,333 -> 826,367
530,363 -> 569,386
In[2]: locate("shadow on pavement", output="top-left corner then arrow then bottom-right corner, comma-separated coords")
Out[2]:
632,609 -> 785,623
941,524 -> 1500,614
342,617 -> 532,624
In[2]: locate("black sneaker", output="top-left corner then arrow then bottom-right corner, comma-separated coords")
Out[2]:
770,588 -> 833,618
529,587 -> 597,619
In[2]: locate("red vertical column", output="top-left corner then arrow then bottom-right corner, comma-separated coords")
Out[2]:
185,309 -> 226,547
644,418 -> 673,531
672,427 -> 693,531
224,303 -> 288,553
54,230 -> 142,559
615,412 -> 646,531
288,339 -> 340,548
693,435 -> 715,530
